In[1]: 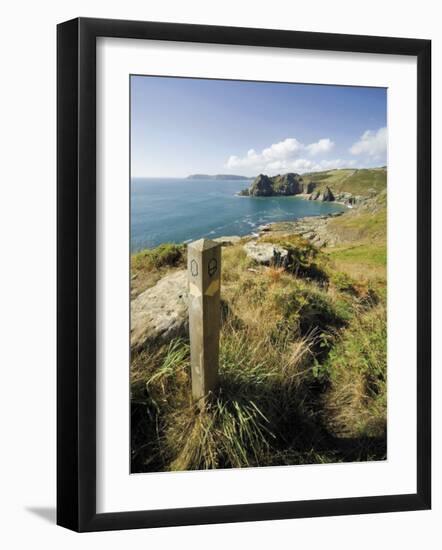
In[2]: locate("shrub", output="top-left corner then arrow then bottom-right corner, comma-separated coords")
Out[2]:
132,243 -> 185,272
275,284 -> 352,339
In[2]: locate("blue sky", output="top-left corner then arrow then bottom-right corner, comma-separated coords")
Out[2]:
131,76 -> 387,178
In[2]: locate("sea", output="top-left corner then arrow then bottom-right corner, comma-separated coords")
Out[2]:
131,177 -> 346,252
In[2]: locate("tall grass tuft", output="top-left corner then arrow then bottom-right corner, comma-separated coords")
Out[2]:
322,303 -> 387,441
131,229 -> 387,472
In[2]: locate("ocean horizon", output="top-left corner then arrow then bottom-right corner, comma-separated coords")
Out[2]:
131,177 -> 346,251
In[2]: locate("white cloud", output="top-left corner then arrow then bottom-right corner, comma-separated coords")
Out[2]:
226,137 -> 337,175
350,127 -> 387,158
262,138 -> 304,161
306,138 -> 334,156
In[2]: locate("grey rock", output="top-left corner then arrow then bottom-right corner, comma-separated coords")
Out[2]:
258,224 -> 272,232
335,192 -> 352,203
213,235 -> 241,246
244,172 -> 307,197
131,270 -> 188,351
271,173 -> 304,195
303,181 -> 316,194
244,241 -> 289,267
248,174 -> 274,196
322,186 -> 335,201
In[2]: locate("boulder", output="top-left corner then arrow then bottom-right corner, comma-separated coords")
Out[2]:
131,270 -> 188,351
213,235 -> 241,246
244,241 -> 289,267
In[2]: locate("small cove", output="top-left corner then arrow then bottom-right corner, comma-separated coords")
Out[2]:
131,177 -> 346,251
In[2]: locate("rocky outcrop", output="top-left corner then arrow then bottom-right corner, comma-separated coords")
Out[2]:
271,173 -> 305,195
242,173 -> 307,197
303,181 -> 316,194
239,172 -> 368,206
262,216 -> 339,247
322,186 -> 335,201
243,241 -> 289,267
131,270 -> 188,351
213,235 -> 242,246
332,192 -> 366,206
246,174 -> 274,196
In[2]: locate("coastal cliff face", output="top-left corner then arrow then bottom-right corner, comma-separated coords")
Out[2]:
239,168 -> 386,206
242,173 -> 311,197
246,174 -> 274,196
240,172 -> 335,201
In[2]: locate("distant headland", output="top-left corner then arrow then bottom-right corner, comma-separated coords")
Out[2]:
238,168 -> 387,207
187,174 -> 253,181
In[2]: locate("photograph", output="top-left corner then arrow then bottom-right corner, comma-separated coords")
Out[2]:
130,75 -> 388,473
0,0 -> 435,540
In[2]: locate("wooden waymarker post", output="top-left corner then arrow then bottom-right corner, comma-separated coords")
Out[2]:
187,238 -> 222,400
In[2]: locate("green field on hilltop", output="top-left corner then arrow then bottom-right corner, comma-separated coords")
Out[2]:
303,167 -> 387,197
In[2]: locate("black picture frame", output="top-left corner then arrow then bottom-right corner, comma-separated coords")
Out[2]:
57,17 -> 431,532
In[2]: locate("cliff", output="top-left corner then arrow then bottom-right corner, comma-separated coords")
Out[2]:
239,168 -> 386,206
241,173 -> 313,196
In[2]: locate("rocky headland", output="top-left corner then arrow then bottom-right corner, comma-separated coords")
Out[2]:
238,169 -> 378,207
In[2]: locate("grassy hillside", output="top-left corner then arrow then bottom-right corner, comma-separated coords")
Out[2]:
303,167 -> 387,197
130,199 -> 387,471
325,189 -> 387,280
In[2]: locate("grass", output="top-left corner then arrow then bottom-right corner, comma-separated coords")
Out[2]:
329,244 -> 386,267
131,243 -> 186,296
325,201 -> 387,282
326,208 -> 386,243
132,242 -> 185,270
259,233 -> 329,281
303,167 -> 387,197
130,181 -> 388,471
131,215 -> 387,471
323,302 -> 387,442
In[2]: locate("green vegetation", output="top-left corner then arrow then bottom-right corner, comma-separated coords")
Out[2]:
327,207 -> 386,243
322,303 -> 387,440
131,205 -> 387,470
131,243 -> 186,296
304,167 -> 387,196
130,168 -> 387,471
325,188 -> 387,282
132,242 -> 185,271
329,244 -> 386,268
240,166 -> 387,200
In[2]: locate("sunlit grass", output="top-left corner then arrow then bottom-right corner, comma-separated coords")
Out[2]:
130,191 -> 388,472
